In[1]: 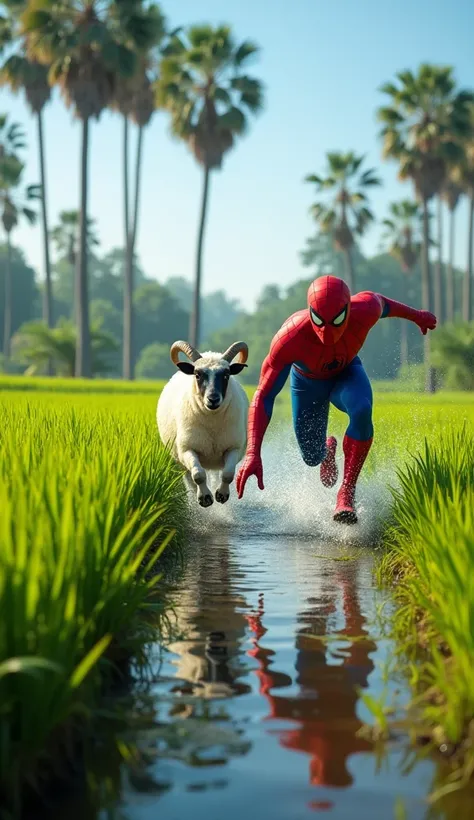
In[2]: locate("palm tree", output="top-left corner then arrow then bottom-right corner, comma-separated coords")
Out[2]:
305,152 -> 381,291
114,5 -> 167,380
155,24 -> 264,348
50,210 -> 99,323
381,200 -> 422,366
0,175 -> 40,360
378,64 -> 473,391
22,0 -> 155,377
0,12 -> 53,331
50,210 -> 99,268
441,177 -> 463,321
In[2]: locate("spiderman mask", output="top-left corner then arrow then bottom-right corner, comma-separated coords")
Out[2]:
307,276 -> 351,345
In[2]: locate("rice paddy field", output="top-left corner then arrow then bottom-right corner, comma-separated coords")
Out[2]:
0,374 -> 473,813
0,377 -> 186,811
378,431 -> 474,795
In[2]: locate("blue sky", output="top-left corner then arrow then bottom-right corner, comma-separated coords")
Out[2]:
1,0 -> 473,310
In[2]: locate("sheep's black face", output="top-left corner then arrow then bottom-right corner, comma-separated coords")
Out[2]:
195,366 -> 229,410
176,360 -> 247,411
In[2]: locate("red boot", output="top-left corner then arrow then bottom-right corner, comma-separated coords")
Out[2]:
334,435 -> 372,525
320,436 -> 338,488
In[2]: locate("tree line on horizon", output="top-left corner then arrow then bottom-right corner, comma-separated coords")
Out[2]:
2,217 -> 471,389
0,2 -> 473,389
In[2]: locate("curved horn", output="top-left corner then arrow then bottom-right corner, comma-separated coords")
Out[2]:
170,340 -> 202,365
222,341 -> 248,364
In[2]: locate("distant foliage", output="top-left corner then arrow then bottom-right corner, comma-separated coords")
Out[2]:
165,276 -> 243,338
12,319 -> 118,377
135,342 -> 175,380
0,244 -> 39,337
431,322 -> 474,390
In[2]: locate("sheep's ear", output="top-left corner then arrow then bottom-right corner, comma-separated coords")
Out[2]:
176,362 -> 195,375
229,363 -> 248,375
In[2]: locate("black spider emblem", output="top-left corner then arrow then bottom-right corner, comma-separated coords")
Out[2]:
323,358 -> 344,372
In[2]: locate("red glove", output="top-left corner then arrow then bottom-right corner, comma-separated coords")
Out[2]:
415,310 -> 437,335
236,453 -> 264,499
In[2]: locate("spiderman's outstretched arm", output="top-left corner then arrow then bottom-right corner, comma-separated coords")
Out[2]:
236,344 -> 292,498
246,356 -> 291,456
376,294 -> 437,335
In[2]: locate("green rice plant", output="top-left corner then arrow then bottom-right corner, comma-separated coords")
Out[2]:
379,429 -> 474,782
0,396 -> 186,806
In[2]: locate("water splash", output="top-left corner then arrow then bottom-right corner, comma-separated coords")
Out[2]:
187,425 -> 396,547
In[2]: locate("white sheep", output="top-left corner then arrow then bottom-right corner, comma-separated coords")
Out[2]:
157,340 -> 249,507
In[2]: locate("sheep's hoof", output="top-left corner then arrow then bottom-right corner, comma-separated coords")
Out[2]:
198,493 -> 214,508
215,489 -> 230,504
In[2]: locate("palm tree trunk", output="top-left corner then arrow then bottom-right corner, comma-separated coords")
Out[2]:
434,197 -> 443,324
37,110 -> 54,377
343,247 -> 354,291
400,273 -> 408,367
131,125 -> 143,253
463,191 -> 474,323
421,198 -> 435,392
75,117 -> 91,378
123,124 -> 144,380
446,207 -> 455,322
190,165 -> 211,348
3,233 -> 12,360
122,116 -> 132,380
38,111 -> 53,329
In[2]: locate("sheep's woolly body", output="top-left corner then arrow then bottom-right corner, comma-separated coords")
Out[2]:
157,351 -> 249,471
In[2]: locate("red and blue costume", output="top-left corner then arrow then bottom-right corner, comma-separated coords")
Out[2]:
236,276 -> 437,523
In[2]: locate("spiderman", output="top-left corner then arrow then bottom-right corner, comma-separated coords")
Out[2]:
236,275 -> 437,524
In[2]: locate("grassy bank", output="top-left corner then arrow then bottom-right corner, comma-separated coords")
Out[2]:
379,430 -> 474,794
0,390 -> 186,810
0,374 -> 166,393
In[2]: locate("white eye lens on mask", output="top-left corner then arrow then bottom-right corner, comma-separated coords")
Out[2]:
310,307 -> 324,327
332,306 -> 347,326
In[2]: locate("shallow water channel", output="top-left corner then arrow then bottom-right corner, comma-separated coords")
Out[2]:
110,522 -> 471,820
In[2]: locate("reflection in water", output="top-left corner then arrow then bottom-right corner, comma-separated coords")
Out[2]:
111,533 -> 474,820
166,536 -> 251,711
246,568 -> 377,796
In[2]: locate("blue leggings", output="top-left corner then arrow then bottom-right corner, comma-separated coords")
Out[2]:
291,357 -> 373,467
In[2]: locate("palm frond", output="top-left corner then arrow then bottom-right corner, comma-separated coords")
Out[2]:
379,81 -> 398,97
320,209 -> 338,232
26,183 -> 42,200
22,206 -> 37,225
305,173 -> 323,186
219,105 -> 247,135
359,168 -> 381,187
377,106 -> 404,125
233,40 -> 259,67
